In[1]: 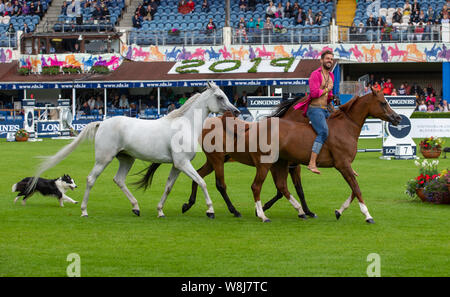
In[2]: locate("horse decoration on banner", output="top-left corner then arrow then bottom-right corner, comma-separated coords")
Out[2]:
256,45 -> 275,59
304,45 -> 320,59
0,48 -> 13,63
177,47 -> 192,60
424,44 -> 441,61
362,45 -> 380,62
219,46 -> 232,59
349,45 -> 363,62
82,55 -> 98,70
380,45 -> 389,62
334,45 -> 351,60
133,47 -> 150,61
248,46 -> 257,60
165,47 -> 181,61
205,47 -> 221,60
231,46 -> 249,60
274,45 -> 290,58
437,44 -> 450,61
387,44 -> 407,61
47,55 -> 65,66
150,46 -> 165,61
405,44 -> 426,62
291,45 -> 307,58
28,82 -> 240,219
190,48 -> 206,60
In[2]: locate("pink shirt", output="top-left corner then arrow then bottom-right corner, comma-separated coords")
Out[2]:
294,67 -> 334,115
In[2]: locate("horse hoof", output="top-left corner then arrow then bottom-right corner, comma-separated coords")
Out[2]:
298,214 -> 307,220
263,219 -> 271,223
335,210 -> 341,220
307,212 -> 317,218
233,211 -> 242,218
181,203 -> 190,213
366,218 -> 375,224
132,209 -> 140,216
206,212 -> 215,219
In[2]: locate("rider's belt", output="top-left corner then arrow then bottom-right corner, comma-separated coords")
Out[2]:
309,104 -> 327,109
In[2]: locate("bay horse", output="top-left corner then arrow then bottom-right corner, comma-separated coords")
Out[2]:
180,95 -> 318,218
28,82 -> 240,218
246,88 -> 401,223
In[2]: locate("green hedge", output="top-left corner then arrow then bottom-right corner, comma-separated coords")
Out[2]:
410,112 -> 450,118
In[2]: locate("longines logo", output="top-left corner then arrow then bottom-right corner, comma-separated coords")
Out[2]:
388,114 -> 411,139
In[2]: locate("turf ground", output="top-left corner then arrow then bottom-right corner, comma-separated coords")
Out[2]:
0,138 -> 449,276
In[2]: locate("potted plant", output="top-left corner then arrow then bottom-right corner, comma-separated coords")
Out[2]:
15,129 -> 29,142
405,160 -> 440,202
424,171 -> 450,204
419,136 -> 444,158
273,24 -> 287,34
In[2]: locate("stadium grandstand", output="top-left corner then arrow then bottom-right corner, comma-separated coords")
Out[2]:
0,0 -> 449,137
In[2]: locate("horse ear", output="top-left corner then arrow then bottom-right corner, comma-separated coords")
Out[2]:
371,86 -> 377,96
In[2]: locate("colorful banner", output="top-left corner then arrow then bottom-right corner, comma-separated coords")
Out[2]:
0,48 -> 14,63
18,53 -> 124,73
122,43 -> 450,63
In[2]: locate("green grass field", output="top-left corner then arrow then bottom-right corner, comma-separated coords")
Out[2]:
0,138 -> 449,277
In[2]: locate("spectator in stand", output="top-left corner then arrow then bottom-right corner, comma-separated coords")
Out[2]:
253,23 -> 262,42
426,6 -> 435,22
372,81 -> 382,91
135,4 -> 146,18
205,18 -> 216,34
366,14 -> 377,28
315,11 -> 323,25
356,22 -> 365,41
413,10 -> 426,23
264,16 -> 273,32
381,22 -> 393,41
256,17 -> 264,29
398,83 -> 406,95
441,99 -> 449,112
201,0 -> 209,12
292,2 -> 299,18
186,0 -> 195,13
426,100 -> 434,112
284,1 -> 293,18
35,0 -> 44,18
22,2 -> 30,15
393,8 -> 403,23
0,1 -> 4,16
424,20 -> 433,40
149,0 -> 158,15
426,92 -> 436,105
306,9 -> 314,25
95,96 -> 104,114
246,17 -> 256,32
407,21 -> 415,41
167,103 -> 176,113
132,13 -> 142,28
411,83 -> 423,96
441,13 -> 449,24
12,0 -> 21,16
411,0 -> 420,16
143,5 -> 153,21
178,93 -> 188,105
236,22 -> 248,42
87,96 -> 96,111
391,88 -> 398,96
237,16 -> 246,28
23,22 -> 31,33
265,1 -> 276,18
81,101 -> 91,115
4,2 -> 13,16
93,5 -> 102,20
275,2 -> 284,18
383,78 -> 394,95
119,94 -> 129,109
6,23 -> 15,36
102,5 -> 109,20
112,95 -> 120,108
61,1 -> 68,15
438,4 -> 448,20
403,81 -> 411,95
414,22 -> 425,41
239,0 -> 247,12
417,100 -> 427,111
403,0 -> 411,16
349,21 -> 358,41
295,7 -> 306,25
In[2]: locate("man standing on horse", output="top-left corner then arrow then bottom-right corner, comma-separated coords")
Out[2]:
294,50 -> 336,174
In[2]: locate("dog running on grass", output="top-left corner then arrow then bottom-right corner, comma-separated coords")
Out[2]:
12,174 -> 78,207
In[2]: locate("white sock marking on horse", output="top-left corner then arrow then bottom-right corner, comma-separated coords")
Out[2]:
289,195 -> 305,215
255,200 -> 269,222
359,202 -> 373,220
338,195 -> 353,215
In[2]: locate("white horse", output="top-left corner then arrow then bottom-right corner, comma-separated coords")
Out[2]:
29,82 -> 240,218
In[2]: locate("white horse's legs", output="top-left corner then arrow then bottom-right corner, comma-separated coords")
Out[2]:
157,166 -> 181,218
81,159 -> 113,217
177,161 -> 215,218
113,154 -> 140,216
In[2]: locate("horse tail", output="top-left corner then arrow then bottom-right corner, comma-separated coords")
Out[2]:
132,163 -> 162,191
26,122 -> 101,194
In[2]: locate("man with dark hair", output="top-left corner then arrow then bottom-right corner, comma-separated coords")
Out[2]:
293,50 -> 335,174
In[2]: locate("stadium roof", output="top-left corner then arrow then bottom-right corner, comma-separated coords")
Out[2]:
0,59 -> 325,90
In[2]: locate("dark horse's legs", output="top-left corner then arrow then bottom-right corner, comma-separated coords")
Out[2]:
262,165 -> 316,218
182,155 -> 241,217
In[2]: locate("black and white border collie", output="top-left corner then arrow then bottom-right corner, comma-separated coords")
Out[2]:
12,175 -> 78,207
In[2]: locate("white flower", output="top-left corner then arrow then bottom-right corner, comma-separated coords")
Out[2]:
414,160 -> 420,166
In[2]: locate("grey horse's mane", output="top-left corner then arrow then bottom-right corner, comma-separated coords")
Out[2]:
165,92 -> 204,119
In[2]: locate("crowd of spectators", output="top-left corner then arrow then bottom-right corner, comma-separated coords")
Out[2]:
0,0 -> 45,18
350,0 -> 449,42
365,74 -> 448,112
132,0 -> 160,28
